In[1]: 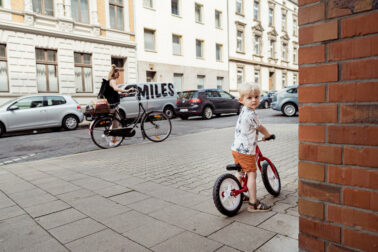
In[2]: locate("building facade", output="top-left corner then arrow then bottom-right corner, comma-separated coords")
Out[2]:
135,0 -> 229,92
228,0 -> 298,94
0,0 -> 136,105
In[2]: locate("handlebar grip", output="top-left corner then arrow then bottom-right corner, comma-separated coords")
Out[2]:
265,134 -> 276,141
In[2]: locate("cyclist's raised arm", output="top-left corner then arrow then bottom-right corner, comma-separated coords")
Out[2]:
257,125 -> 272,141
110,79 -> 127,93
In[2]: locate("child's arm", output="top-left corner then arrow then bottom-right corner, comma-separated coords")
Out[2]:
257,125 -> 272,141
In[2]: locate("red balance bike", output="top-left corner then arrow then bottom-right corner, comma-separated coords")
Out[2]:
213,134 -> 280,217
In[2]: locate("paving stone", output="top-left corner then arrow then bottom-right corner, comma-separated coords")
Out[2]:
71,177 -> 116,191
286,206 -> 299,217
49,218 -> 106,244
35,208 -> 87,230
127,197 -> 173,214
256,234 -> 298,252
25,200 -> 71,218
0,181 -> 36,194
123,219 -> 184,248
40,183 -> 81,196
56,188 -> 96,203
109,191 -> 151,205
101,210 -> 157,233
216,245 -> 242,252
258,213 -> 298,239
0,205 -> 25,221
233,205 -> 277,226
66,229 -> 149,252
191,199 -> 231,217
92,185 -> 133,198
272,202 -> 293,214
151,231 -> 222,252
209,222 -> 276,252
19,237 -> 69,252
9,188 -> 57,208
0,192 -> 15,210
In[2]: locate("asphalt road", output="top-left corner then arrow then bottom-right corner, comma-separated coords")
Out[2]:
0,109 -> 297,166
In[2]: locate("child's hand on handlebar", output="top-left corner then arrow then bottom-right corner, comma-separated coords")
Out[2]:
263,134 -> 276,141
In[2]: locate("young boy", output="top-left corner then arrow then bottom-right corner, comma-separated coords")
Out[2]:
231,83 -> 272,212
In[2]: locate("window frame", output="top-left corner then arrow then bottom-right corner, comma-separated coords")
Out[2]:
253,35 -> 261,56
35,48 -> 59,93
172,34 -> 182,56
143,0 -> 153,9
253,0 -> 260,21
269,7 -> 274,27
216,43 -> 223,62
72,0 -> 89,23
32,0 -> 54,16
282,42 -> 288,61
293,73 -> 297,85
0,44 -> 9,92
282,72 -> 287,87
171,0 -> 180,16
195,3 -> 203,23
236,29 -> 244,53
144,28 -> 156,51
109,0 -> 124,30
293,46 -> 298,64
196,39 -> 204,59
237,66 -> 244,85
215,10 -> 222,29
74,52 -> 93,93
281,10 -> 287,32
254,69 -> 260,85
236,0 -> 243,15
293,17 -> 298,36
197,75 -> 205,89
216,76 -> 224,89
269,40 -> 276,59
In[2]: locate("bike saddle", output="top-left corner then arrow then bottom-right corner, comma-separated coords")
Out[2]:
226,164 -> 242,171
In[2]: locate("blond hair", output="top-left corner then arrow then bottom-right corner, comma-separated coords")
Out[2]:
238,83 -> 261,99
108,64 -> 119,80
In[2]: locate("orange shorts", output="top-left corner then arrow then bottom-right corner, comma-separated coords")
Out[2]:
232,151 -> 257,172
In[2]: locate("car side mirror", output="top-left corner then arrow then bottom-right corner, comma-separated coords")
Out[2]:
8,105 -> 19,111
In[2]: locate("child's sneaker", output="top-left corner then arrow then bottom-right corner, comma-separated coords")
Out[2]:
247,200 -> 272,212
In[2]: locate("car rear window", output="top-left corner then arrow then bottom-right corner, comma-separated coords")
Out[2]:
179,91 -> 198,100
46,96 -> 66,106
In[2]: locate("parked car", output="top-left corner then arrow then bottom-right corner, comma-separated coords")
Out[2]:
258,90 -> 277,109
175,89 -> 241,120
271,85 -> 298,116
0,95 -> 84,137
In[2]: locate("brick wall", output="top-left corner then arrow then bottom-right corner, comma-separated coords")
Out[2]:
298,0 -> 378,251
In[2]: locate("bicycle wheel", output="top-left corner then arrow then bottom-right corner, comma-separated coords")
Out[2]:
141,111 -> 172,142
261,160 -> 281,196
213,173 -> 242,217
90,117 -> 125,149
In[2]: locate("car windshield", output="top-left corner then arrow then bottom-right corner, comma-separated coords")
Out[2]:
0,98 -> 17,108
179,91 -> 197,100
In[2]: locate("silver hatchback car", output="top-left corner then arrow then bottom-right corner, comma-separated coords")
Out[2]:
0,95 -> 84,137
271,85 -> 298,117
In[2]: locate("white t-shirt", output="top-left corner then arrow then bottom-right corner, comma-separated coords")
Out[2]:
231,106 -> 261,155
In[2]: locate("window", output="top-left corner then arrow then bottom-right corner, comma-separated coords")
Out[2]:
0,44 -> 8,92
253,1 -> 259,20
217,77 -> 223,89
270,40 -> 275,58
254,70 -> 260,85
237,67 -> 243,85
197,75 -> 205,89
195,3 -> 203,23
32,0 -> 54,16
144,0 -> 153,8
293,74 -> 297,85
173,73 -> 183,92
237,30 -> 244,52
196,39 -> 203,58
236,0 -> 243,14
171,0 -> 179,15
216,43 -> 223,61
293,18 -> 298,36
14,96 -> 44,110
74,53 -> 92,93
219,91 -> 232,99
144,29 -> 155,51
206,91 -> 220,98
71,0 -> 89,23
46,96 -> 66,106
282,12 -> 287,31
269,8 -> 274,26
282,43 -> 288,61
35,48 -> 58,92
172,34 -> 182,55
254,35 -> 261,55
282,73 -> 287,87
293,47 -> 298,64
109,0 -> 124,30
215,10 -> 222,28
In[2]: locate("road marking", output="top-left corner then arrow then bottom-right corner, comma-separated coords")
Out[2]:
13,158 -> 21,162
4,160 -> 13,164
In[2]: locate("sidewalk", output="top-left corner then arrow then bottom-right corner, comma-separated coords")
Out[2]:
0,124 -> 298,252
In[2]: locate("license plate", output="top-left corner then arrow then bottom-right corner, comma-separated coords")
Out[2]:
180,109 -> 188,112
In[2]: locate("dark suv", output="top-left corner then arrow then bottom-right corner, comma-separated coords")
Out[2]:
175,89 -> 241,120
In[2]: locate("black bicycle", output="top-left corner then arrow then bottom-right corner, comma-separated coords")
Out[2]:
89,88 -> 172,149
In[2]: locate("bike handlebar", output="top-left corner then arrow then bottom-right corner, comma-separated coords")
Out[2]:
258,134 -> 276,142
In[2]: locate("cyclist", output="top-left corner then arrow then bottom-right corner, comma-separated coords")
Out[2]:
231,83 -> 273,212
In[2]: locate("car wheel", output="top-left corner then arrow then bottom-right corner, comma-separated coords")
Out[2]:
282,103 -> 297,117
264,101 -> 269,109
0,122 -> 5,137
179,115 -> 188,120
62,115 -> 79,130
164,106 -> 175,119
202,106 -> 213,119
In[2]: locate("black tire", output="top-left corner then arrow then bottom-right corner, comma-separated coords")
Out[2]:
282,103 -> 297,117
213,173 -> 243,217
141,111 -> 172,142
163,106 -> 175,119
237,105 -> 243,115
90,117 -> 125,149
261,161 -> 281,196
179,115 -> 188,120
202,106 -> 213,119
0,122 -> 5,137
62,115 -> 79,130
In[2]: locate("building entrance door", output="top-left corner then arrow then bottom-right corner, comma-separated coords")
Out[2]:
269,72 -> 275,90
146,71 -> 156,82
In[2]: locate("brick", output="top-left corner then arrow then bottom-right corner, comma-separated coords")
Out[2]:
342,59 -> 378,80
298,198 -> 324,219
299,233 -> 325,252
299,143 -> 342,164
343,187 -> 378,211
328,125 -> 378,146
299,217 -> 341,242
328,0 -> 375,19
328,35 -> 378,61
340,104 -> 378,124
299,180 -> 340,203
300,64 -> 338,84
299,2 -> 325,25
328,205 -> 378,232
343,228 -> 378,252
328,244 -> 355,252
299,105 -> 338,123
298,85 -> 326,103
341,12 -> 378,38
329,82 -> 378,102
328,165 -> 378,190
298,45 -> 325,65
299,21 -> 338,45
344,146 -> 378,168
298,0 -> 319,7
299,125 -> 325,143
298,161 -> 325,181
